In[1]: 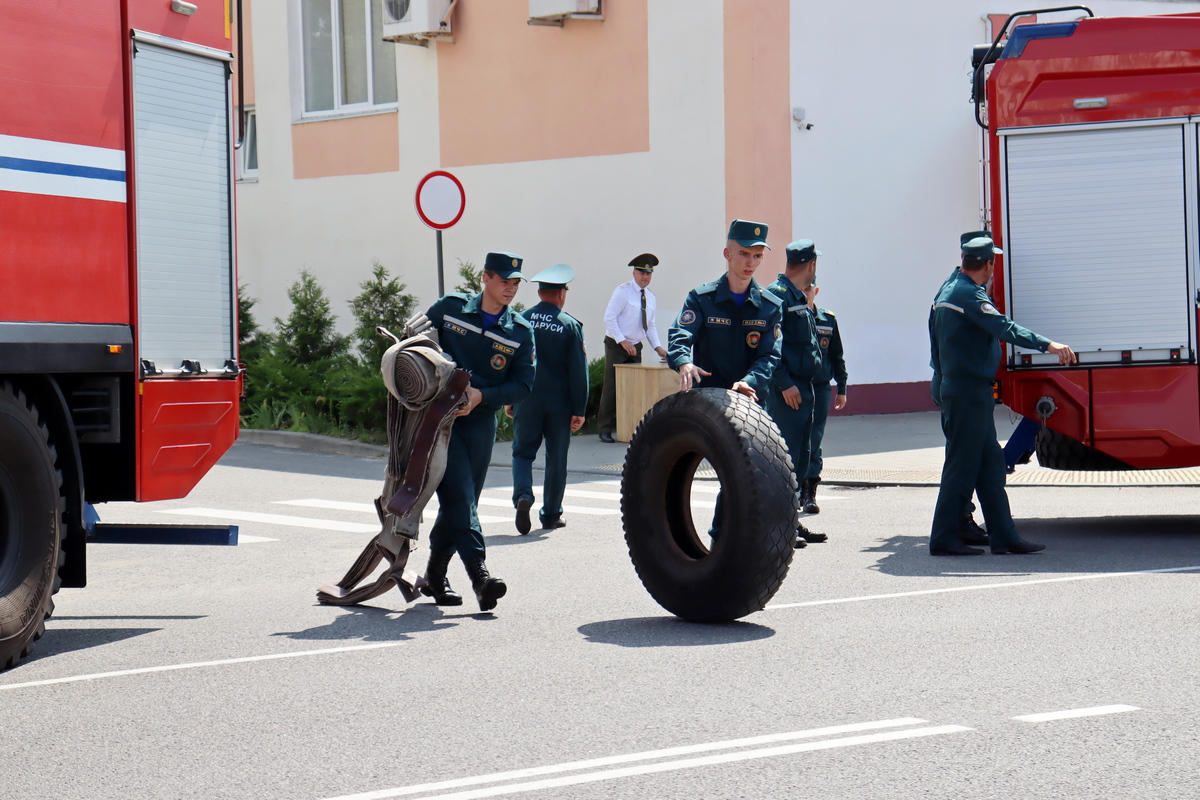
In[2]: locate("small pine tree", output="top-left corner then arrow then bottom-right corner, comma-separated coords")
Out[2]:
350,260 -> 418,366
237,284 -> 269,363
453,258 -> 482,293
273,270 -> 349,365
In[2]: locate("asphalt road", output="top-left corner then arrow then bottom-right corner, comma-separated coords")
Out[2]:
3,441 -> 1200,799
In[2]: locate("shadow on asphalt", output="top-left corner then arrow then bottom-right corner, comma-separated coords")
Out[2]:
578,616 -> 774,647
272,602 -> 478,643
219,442 -> 385,480
32,626 -> 161,662
867,515 -> 1200,577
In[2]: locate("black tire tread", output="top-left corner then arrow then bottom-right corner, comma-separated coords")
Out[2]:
0,381 -> 66,672
1035,427 -> 1132,472
621,388 -> 797,621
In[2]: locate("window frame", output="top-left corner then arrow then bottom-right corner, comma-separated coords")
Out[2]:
291,0 -> 398,122
237,107 -> 259,182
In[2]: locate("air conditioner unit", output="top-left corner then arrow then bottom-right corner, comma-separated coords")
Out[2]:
529,0 -> 602,22
382,0 -> 453,43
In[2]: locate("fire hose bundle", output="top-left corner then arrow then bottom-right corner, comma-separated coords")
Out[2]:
316,315 -> 469,606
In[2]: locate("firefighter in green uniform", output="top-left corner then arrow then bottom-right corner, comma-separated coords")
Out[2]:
421,252 -> 535,609
508,263 -> 588,534
928,235 -> 1075,555
668,219 -> 784,539
803,286 -> 848,515
765,240 -> 828,546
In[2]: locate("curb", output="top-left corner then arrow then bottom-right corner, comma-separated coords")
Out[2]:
238,429 -> 387,458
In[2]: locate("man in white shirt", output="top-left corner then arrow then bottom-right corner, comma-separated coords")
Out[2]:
598,253 -> 668,442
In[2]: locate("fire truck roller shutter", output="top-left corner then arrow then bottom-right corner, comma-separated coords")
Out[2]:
0,382 -> 66,671
1002,122 -> 1193,367
132,37 -> 235,375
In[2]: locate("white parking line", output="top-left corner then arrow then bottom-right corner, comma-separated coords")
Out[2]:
1013,705 -> 1140,722
0,642 -> 406,692
766,565 -> 1200,610
318,719 -> 964,800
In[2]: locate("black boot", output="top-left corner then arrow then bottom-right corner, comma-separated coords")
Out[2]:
464,557 -> 507,611
957,510 -> 989,546
420,550 -> 463,606
797,520 -> 827,544
803,478 -> 821,515
798,481 -> 813,513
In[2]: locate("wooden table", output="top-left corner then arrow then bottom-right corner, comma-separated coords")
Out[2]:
614,362 -> 679,442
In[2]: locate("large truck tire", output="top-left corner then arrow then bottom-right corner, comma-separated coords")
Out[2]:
0,382 -> 65,671
621,388 -> 797,622
1035,427 -> 1132,471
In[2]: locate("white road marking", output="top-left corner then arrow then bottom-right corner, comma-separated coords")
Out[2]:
1013,705 -> 1140,722
275,498 -> 600,522
278,499 -> 376,513
159,508 -> 377,533
321,723 -> 971,800
766,565 -> 1200,610
238,534 -> 277,543
0,642 -> 407,692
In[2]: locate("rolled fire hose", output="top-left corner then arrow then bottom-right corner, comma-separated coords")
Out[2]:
316,316 -> 469,606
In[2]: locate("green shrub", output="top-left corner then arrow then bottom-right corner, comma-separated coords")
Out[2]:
273,270 -> 350,365
351,260 -> 418,367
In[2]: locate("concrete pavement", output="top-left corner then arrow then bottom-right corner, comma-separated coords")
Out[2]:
239,407 -> 1200,488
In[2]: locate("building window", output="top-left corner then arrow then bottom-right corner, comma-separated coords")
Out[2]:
238,108 -> 258,181
300,0 -> 398,115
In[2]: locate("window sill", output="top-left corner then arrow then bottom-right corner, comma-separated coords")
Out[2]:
236,176 -> 259,184
293,106 -> 398,124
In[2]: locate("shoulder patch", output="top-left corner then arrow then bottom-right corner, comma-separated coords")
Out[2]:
679,309 -> 697,325
980,302 -> 1001,316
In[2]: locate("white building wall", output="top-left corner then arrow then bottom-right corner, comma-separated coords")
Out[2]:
238,1 -> 728,359
790,0 -> 1199,387
239,0 -> 1200,393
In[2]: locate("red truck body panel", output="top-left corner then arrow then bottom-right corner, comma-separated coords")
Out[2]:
986,13 -> 1200,469
0,0 -> 239,502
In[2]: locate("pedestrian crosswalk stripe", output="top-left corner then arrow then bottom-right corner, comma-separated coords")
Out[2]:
160,508 -> 378,533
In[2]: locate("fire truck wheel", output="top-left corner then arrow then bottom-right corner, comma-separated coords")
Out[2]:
0,382 -> 65,672
621,388 -> 797,622
1035,427 -> 1132,472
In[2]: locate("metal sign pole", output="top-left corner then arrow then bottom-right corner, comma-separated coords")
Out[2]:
436,228 -> 445,297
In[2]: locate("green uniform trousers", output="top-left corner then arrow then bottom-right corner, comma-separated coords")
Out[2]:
511,394 -> 571,525
766,381 -> 816,496
806,382 -> 831,480
930,394 -> 1018,551
429,410 -> 497,561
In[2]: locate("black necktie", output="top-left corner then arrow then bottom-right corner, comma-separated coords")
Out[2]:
640,289 -> 648,332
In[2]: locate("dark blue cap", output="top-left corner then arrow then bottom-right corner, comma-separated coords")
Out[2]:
960,230 -> 991,246
530,263 -> 575,288
785,239 -> 822,264
962,237 -> 1003,258
484,251 -> 525,279
727,219 -> 770,249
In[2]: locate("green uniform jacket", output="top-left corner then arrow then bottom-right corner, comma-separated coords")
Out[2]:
426,292 -> 535,411
522,301 -> 588,416
929,270 -> 1050,403
813,307 -> 847,394
667,274 -> 783,394
766,274 -> 822,393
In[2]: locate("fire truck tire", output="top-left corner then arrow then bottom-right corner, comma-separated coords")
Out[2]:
0,382 -> 65,672
621,388 -> 797,622
1035,427 -> 1132,472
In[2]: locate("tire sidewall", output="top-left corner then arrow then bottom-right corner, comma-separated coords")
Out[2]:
0,387 -> 61,666
622,388 -> 796,621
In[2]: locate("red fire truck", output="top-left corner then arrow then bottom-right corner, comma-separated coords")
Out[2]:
1,1 -> 242,669
974,8 -> 1200,470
